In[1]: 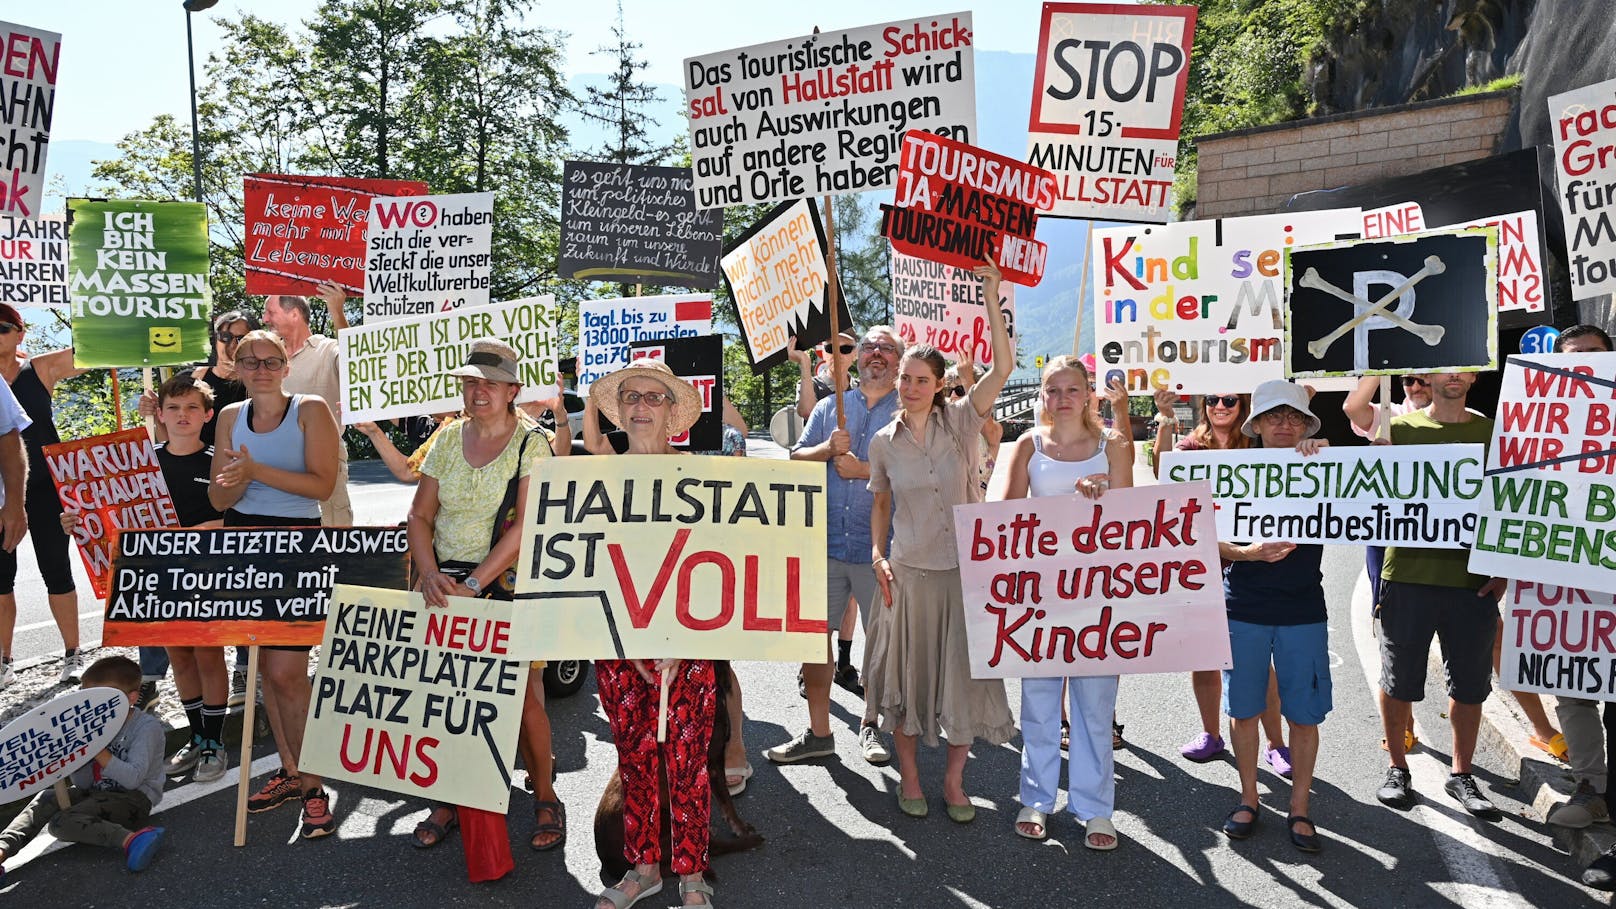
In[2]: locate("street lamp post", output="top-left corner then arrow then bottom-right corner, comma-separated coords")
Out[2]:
183,0 -> 218,204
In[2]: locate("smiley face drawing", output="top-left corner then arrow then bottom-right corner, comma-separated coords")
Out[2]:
149,327 -> 181,353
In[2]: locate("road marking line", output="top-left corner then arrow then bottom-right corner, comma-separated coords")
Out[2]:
11,609 -> 102,636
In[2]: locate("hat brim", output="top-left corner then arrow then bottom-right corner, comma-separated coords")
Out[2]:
447,364 -> 522,385
590,367 -> 704,436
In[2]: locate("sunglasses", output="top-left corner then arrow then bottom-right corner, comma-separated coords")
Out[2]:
218,332 -> 248,345
949,386 -> 968,398
236,356 -> 286,371
1203,395 -> 1240,409
861,341 -> 898,354
0,324 -> 20,335
1400,377 -> 1428,387
619,390 -> 670,407
823,343 -> 857,355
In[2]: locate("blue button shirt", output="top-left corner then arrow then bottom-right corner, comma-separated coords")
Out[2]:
795,387 -> 899,563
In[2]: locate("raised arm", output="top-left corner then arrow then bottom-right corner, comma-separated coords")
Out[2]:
1343,375 -> 1379,435
1151,386 -> 1178,478
967,257 -> 1013,417
788,336 -> 818,420
32,347 -> 88,393
357,421 -> 419,483
317,282 -> 350,332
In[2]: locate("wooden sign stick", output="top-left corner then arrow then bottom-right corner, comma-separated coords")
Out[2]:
656,665 -> 672,743
823,195 -> 845,430
109,369 -> 124,428
1375,375 -> 1394,443
142,368 -> 155,438
53,778 -> 70,809
233,645 -> 261,847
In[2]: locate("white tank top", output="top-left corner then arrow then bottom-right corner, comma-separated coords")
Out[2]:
1028,431 -> 1108,499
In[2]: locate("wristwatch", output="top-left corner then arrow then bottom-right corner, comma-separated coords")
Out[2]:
462,575 -> 482,594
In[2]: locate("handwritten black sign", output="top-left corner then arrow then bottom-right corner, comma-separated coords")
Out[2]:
559,162 -> 723,288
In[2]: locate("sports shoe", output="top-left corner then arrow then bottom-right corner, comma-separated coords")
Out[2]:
300,788 -> 336,838
134,681 -> 160,712
1377,766 -> 1414,809
1265,745 -> 1294,779
1584,845 -> 1616,891
1180,732 -> 1225,762
195,741 -> 229,783
246,770 -> 302,813
228,667 -> 248,708
834,665 -> 864,696
860,725 -> 890,765
764,729 -> 836,764
166,738 -> 204,776
1548,781 -> 1609,828
0,661 -> 14,690
1444,773 -> 1499,818
59,650 -> 86,683
124,826 -> 165,872
796,668 -> 806,699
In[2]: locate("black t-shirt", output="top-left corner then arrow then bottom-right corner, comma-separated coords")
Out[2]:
157,442 -> 222,527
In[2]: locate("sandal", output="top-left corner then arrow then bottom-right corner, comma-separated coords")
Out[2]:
598,869 -> 662,909
1288,815 -> 1322,854
679,877 -> 716,907
1530,733 -> 1570,763
1085,816 -> 1119,851
1015,806 -> 1048,841
1222,804 -> 1258,840
530,799 -> 566,851
410,806 -> 458,849
725,763 -> 753,797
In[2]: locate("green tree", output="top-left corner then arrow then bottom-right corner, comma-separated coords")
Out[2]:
575,1 -> 676,166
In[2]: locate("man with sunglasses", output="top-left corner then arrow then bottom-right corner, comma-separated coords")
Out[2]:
263,285 -> 351,526
789,331 -> 860,421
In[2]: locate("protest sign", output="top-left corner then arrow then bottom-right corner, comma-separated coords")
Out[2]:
1359,201 -> 1544,316
512,457 -> 827,662
0,21 -> 58,219
952,482 -> 1229,679
340,295 -> 561,424
1160,445 -> 1485,547
0,213 -> 65,306
0,688 -> 127,804
559,162 -> 723,287
1026,3 -> 1196,223
67,199 -> 211,368
1285,228 -> 1498,378
891,251 -> 1015,367
1500,581 -> 1616,700
43,429 -> 178,599
1092,208 -> 1360,395
627,334 -> 724,450
243,173 -> 429,296
721,200 -> 850,373
103,526 -> 410,647
302,585 -> 527,812
576,294 -> 712,391
363,191 -> 494,322
880,130 -> 1057,286
684,13 -> 976,208
1550,77 -> 1616,301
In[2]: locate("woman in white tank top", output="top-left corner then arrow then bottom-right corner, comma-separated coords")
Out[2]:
997,355 -> 1133,851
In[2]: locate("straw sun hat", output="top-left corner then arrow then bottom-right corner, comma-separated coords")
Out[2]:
590,359 -> 704,435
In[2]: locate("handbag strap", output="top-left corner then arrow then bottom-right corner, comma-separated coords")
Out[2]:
488,429 -> 536,550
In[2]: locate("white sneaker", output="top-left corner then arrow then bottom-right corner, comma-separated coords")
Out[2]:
59,650 -> 86,683
0,661 -> 14,689
166,739 -> 203,777
195,742 -> 229,783
860,725 -> 890,765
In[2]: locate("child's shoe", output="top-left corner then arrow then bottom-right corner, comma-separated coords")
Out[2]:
125,827 -> 165,872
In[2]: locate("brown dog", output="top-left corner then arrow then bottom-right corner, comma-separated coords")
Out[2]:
594,660 -> 763,883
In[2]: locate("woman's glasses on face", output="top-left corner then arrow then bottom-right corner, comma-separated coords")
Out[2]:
218,332 -> 248,345
237,356 -> 286,371
1204,395 -> 1240,409
1261,408 -> 1307,426
619,390 -> 670,407
0,324 -> 20,335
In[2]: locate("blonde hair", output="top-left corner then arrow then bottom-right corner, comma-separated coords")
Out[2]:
237,329 -> 288,361
1038,355 -> 1102,436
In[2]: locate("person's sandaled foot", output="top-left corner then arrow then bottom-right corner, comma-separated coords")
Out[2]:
1222,804 -> 1258,840
1015,806 -> 1048,840
597,867 -> 662,909
725,764 -> 753,796
1085,816 -> 1119,851
530,800 -> 565,851
411,806 -> 458,849
1288,815 -> 1322,854
897,779 -> 927,818
680,875 -> 715,906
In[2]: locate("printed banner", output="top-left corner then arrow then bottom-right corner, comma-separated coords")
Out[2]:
243,173 -> 429,296
1159,445 -> 1484,547
1501,581 -> 1616,700
103,526 -> 411,647
1026,3 -> 1197,223
1549,77 -> 1616,301
559,162 -> 723,287
684,13 -> 977,208
721,200 -> 850,373
627,334 -> 724,450
1359,202 -> 1544,315
67,199 -> 211,368
890,252 -> 1015,367
880,131 -> 1056,286
1091,208 -> 1360,395
512,457 -> 827,662
302,586 -> 527,813
0,213 -> 65,305
0,688 -> 127,804
576,294 -> 713,391
44,429 -> 178,599
1285,228 -> 1498,378
363,191 -> 494,322
952,483 -> 1229,679
340,295 -> 561,424
0,21 -> 59,219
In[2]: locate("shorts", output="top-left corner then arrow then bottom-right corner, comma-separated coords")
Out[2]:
1378,580 -> 1497,705
826,559 -> 875,639
1223,620 -> 1332,725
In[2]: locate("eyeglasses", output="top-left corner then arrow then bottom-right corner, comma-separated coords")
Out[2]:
0,324 -> 20,335
949,386 -> 968,398
1260,408 -> 1308,426
861,341 -> 898,354
619,390 -> 670,407
1204,395 -> 1240,409
218,332 -> 248,345
824,343 -> 857,355
237,356 -> 286,371
1400,377 -> 1428,387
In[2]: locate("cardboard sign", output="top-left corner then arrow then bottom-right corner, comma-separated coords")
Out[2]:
363,191 -> 494,322
0,22 -> 58,219
43,429 -> 179,599
1026,3 -> 1196,223
103,526 -> 411,646
0,213 -> 65,306
880,131 -> 1056,286
952,483 -> 1229,679
576,294 -> 713,391
627,334 -> 725,450
1501,581 -> 1616,700
559,162 -> 723,287
1285,228 -> 1498,378
339,295 -> 561,424
684,13 -> 977,208
67,199 -> 211,368
890,251 -> 1016,367
302,586 -> 527,813
243,174 -> 429,295
1160,445 -> 1485,547
721,200 -> 850,373
1359,202 -> 1544,315
0,688 -> 127,804
1550,77 -> 1616,302
512,457 -> 827,662
1091,208 -> 1361,395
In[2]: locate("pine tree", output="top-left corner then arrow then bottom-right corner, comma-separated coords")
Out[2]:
575,1 -> 675,165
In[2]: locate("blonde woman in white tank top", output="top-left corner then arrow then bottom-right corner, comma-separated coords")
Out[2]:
996,356 -> 1133,850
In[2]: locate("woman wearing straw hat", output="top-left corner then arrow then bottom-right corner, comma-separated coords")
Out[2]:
587,359 -> 718,909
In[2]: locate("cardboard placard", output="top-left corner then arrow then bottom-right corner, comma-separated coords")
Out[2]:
0,688 -> 127,804
952,483 -> 1230,679
880,130 -> 1056,286
66,199 -> 212,368
576,294 -> 713,391
1359,202 -> 1545,315
559,162 -> 723,287
627,334 -> 725,450
1285,228 -> 1499,378
339,295 -> 561,424
363,191 -> 494,322
720,200 -> 850,373
0,21 -> 59,219
1549,77 -> 1616,302
512,457 -> 827,662
890,251 -> 1015,367
243,174 -> 430,295
302,586 -> 527,813
1026,3 -> 1197,223
103,526 -> 411,647
683,12 -> 977,208
0,213 -> 66,306
43,429 -> 179,599
1160,445 -> 1485,547
1500,580 -> 1616,700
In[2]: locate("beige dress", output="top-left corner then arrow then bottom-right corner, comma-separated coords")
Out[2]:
866,398 -> 1015,748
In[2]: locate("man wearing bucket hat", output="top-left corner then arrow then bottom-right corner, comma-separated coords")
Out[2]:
1216,380 -> 1332,854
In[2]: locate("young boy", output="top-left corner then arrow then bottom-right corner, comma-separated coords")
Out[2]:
0,655 -> 168,881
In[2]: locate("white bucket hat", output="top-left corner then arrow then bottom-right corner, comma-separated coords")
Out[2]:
1241,379 -> 1321,439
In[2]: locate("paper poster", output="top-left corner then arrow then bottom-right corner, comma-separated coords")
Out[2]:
1549,77 -> 1616,301
0,21 -> 59,219
627,334 -> 725,450
559,162 -> 723,287
0,213 -> 66,306
43,428 -> 179,599
1501,581 -> 1616,700
890,251 -> 1015,367
243,173 -> 429,295
721,200 -> 850,373
576,294 -> 712,391
363,191 -> 494,322
1359,201 -> 1544,315
0,688 -> 127,803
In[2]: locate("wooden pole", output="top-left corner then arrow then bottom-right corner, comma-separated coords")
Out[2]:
1073,222 -> 1094,356
232,645 -> 260,847
53,778 -> 70,809
142,368 -> 155,438
110,369 -> 124,428
1375,375 -> 1394,443
822,195 -> 845,430
656,665 -> 671,743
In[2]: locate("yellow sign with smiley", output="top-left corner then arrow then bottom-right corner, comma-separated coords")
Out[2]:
148,327 -> 181,353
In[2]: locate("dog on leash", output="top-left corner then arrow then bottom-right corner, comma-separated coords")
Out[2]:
593,660 -> 764,883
